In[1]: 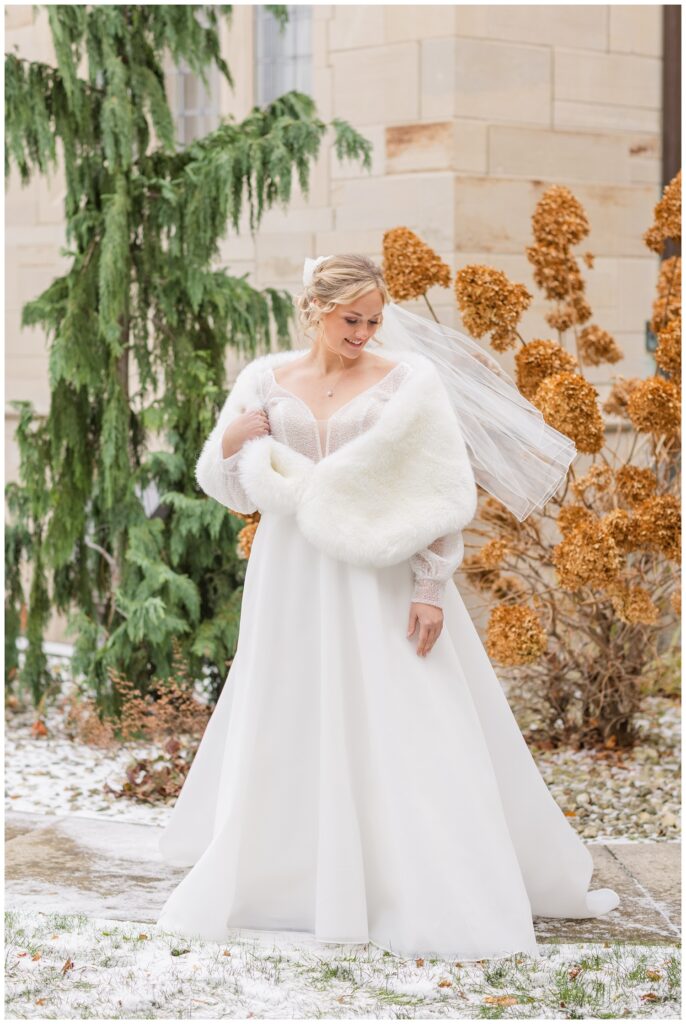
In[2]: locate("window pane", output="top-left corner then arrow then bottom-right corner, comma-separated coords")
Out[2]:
255,5 -> 312,104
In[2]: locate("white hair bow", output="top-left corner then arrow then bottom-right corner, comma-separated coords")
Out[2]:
302,254 -> 334,286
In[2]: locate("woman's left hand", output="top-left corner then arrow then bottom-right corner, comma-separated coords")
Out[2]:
407,602 -> 444,657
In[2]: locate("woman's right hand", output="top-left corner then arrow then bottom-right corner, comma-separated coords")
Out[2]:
221,409 -> 271,459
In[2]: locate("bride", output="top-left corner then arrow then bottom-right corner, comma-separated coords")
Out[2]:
156,253 -> 620,961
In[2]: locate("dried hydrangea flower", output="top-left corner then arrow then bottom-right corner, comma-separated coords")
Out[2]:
643,169 -> 681,254
633,494 -> 681,562
526,245 -> 582,302
627,376 -> 681,437
655,314 -> 681,379
552,520 -> 622,590
606,583 -> 660,625
650,255 -> 681,334
557,505 -> 597,536
454,264 -> 532,352
670,586 -> 681,617
615,465 -> 658,508
530,185 -> 591,249
479,538 -> 511,569
486,603 -> 547,666
534,372 -> 605,453
602,376 -> 643,418
578,325 -> 624,366
600,509 -> 643,553
514,339 -> 579,401
236,522 -> 258,559
571,463 -> 613,498
382,227 -> 452,301
545,306 -> 576,333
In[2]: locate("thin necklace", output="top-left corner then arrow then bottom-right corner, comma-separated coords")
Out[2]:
316,335 -> 354,398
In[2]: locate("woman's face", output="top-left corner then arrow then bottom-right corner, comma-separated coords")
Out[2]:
317,289 -> 384,358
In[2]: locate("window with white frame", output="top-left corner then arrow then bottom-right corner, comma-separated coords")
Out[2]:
174,58 -> 220,147
173,7 -> 220,147
254,5 -> 312,106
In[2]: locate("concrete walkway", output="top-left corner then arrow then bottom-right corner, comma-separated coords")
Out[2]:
5,810 -> 681,947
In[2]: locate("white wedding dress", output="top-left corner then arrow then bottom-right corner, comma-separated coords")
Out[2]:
156,358 -> 620,961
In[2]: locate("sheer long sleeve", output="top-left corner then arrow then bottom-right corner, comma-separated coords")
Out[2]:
195,364 -> 261,515
409,531 -> 465,609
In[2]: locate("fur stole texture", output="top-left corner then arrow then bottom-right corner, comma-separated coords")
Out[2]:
195,348 -> 478,569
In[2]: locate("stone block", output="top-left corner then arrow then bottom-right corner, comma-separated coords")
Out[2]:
332,174 -> 454,251
314,229 -> 385,255
554,100 -> 661,135
328,4 -> 385,51
609,5 -> 662,57
455,40 -> 552,125
455,4 -> 607,50
386,122 -> 454,173
312,65 -> 333,119
555,50 -> 661,109
421,37 -> 456,121
331,42 -> 419,125
489,125 -> 631,184
384,5 -> 457,43
255,231 -> 315,284
5,4 -> 35,30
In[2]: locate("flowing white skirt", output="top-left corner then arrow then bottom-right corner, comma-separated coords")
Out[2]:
156,510 -> 619,961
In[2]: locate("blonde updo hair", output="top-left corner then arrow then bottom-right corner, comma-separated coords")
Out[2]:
294,254 -> 392,344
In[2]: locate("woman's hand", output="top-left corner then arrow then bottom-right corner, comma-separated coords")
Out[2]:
222,409 -> 271,458
407,602 -> 444,657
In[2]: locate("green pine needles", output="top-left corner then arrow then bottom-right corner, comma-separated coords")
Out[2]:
5,5 -> 372,713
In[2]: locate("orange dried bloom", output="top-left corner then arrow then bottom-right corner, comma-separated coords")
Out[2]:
600,509 -> 643,553
530,185 -> 590,249
514,339 -> 578,401
534,372 -> 605,453
552,520 -> 622,590
545,306 -> 576,333
486,603 -> 547,666
615,465 -> 658,508
526,245 -> 583,302
633,495 -> 681,562
671,586 -> 681,617
237,522 -> 258,559
454,264 -> 532,352
582,252 -> 595,269
578,325 -> 623,366
650,255 -> 681,334
382,227 -> 452,301
557,505 -> 597,536
570,293 -> 593,325
571,463 -> 612,498
655,314 -> 681,379
479,538 -> 511,569
626,376 -> 681,437
602,376 -> 643,418
606,583 -> 660,625
643,170 -> 681,255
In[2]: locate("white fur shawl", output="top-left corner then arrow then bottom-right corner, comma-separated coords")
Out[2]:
195,348 -> 478,568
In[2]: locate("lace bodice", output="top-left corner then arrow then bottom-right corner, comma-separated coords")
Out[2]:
219,360 -> 465,608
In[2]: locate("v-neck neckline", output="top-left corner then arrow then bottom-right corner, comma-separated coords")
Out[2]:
268,361 -> 406,423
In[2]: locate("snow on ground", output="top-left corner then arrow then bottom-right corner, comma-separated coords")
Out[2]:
5,909 -> 681,1020
5,648 -> 681,842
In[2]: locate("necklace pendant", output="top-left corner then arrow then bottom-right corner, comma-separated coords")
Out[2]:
326,388 -> 333,397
